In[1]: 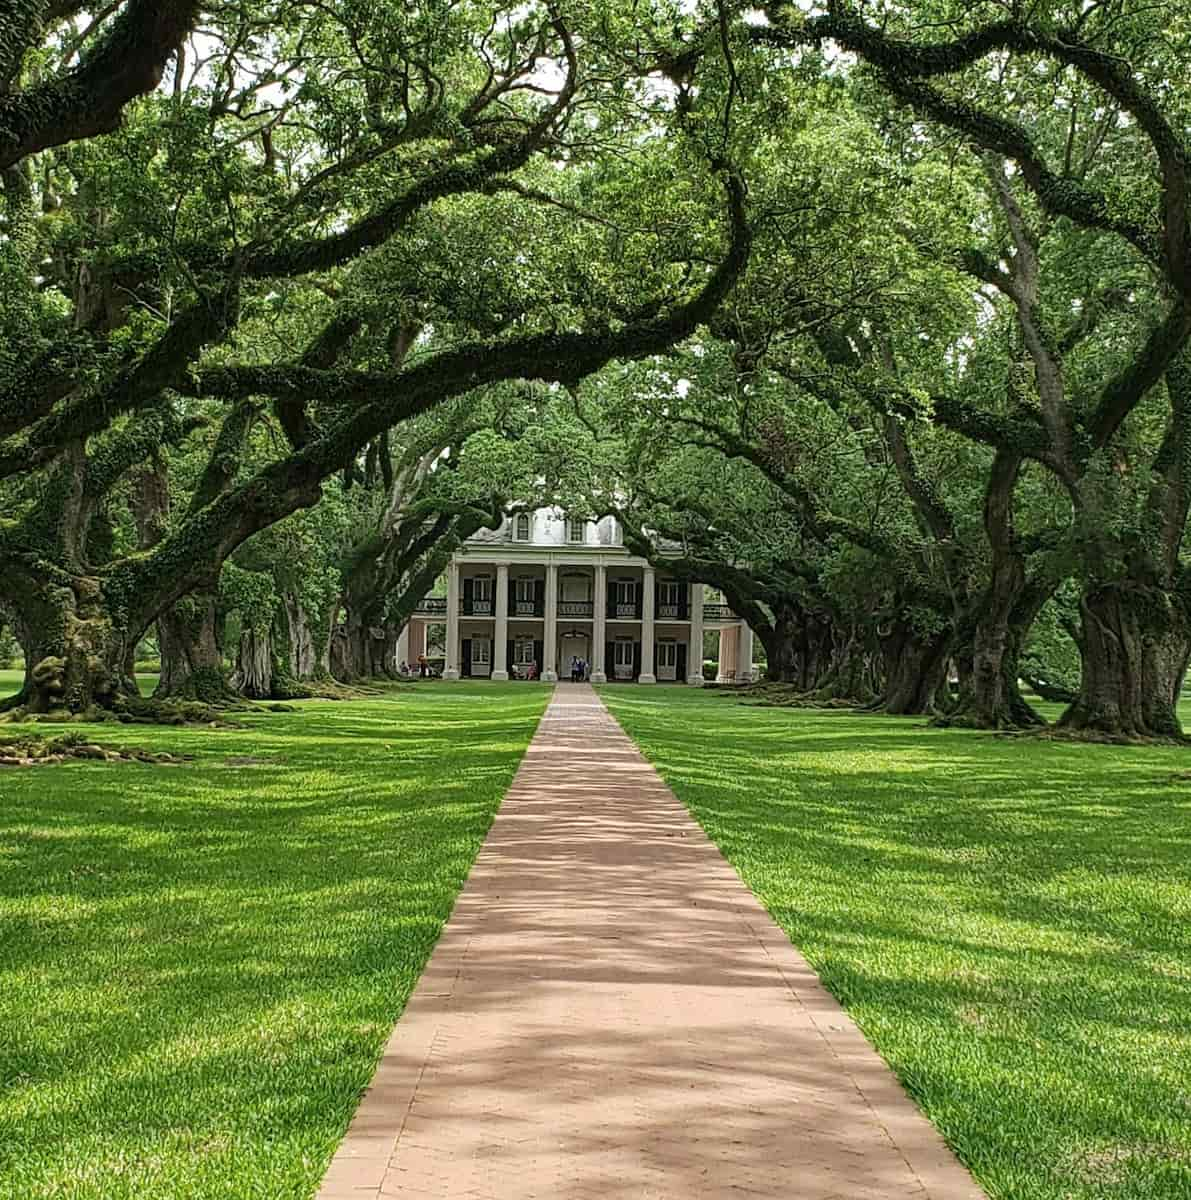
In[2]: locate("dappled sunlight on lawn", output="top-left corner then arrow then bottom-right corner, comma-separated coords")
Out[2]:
600,687 -> 1191,1200
0,683 -> 549,1200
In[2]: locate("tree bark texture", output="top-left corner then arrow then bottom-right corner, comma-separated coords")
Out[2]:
1059,584 -> 1191,738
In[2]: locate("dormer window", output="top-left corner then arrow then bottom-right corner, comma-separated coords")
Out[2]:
514,513 -> 531,541
568,517 -> 585,543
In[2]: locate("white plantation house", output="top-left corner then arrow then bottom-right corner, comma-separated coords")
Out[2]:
397,508 -> 755,684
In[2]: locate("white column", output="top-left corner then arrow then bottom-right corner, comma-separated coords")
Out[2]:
444,564 -> 462,679
443,562 -> 462,679
591,564 -> 607,683
639,566 -> 656,683
396,623 -> 410,673
716,627 -> 732,684
492,563 -> 509,680
738,620 -> 754,683
688,582 -> 705,686
542,564 -> 559,682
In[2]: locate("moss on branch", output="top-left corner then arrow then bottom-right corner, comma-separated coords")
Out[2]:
0,0 -> 200,170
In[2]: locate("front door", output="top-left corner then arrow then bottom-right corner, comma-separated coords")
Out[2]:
559,632 -> 589,677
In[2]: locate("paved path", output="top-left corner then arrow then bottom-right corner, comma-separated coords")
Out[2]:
316,685 -> 985,1199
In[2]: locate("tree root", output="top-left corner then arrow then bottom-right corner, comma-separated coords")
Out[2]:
0,731 -> 192,767
316,677 -> 407,698
0,694 -> 298,727
999,726 -> 1188,747
716,682 -> 869,708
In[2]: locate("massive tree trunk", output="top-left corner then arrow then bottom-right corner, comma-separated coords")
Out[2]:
759,603 -> 801,683
283,592 -> 318,680
945,590 -> 1049,729
154,592 -> 235,702
794,610 -> 834,692
1059,354 -> 1191,739
812,626 -> 879,703
756,602 -> 835,689
0,572 -> 139,716
130,455 -> 238,702
875,622 -> 953,715
329,606 -> 399,682
937,450 -> 1048,728
231,624 -> 274,700
1058,583 -> 1191,738
328,609 -> 363,682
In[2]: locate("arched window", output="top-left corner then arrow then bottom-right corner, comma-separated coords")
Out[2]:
515,513 -> 531,541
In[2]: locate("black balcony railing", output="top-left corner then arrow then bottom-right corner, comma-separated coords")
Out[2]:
416,595 -> 732,622
703,603 -> 735,620
558,600 -> 593,618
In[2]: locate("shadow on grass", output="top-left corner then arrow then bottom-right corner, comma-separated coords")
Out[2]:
599,687 -> 1191,1200
0,686 -> 550,1200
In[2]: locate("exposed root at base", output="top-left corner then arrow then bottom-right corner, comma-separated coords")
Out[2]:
998,726 -> 1188,747
0,695 -> 299,727
0,731 -> 192,767
712,682 -> 870,709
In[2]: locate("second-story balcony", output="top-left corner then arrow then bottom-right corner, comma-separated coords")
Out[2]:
558,600 -> 593,618
413,595 -> 737,622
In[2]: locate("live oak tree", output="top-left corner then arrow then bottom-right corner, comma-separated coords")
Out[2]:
615,445 -> 885,698
751,1 -> 1191,735
324,388 -> 559,687
0,0 -> 751,716
7,0 -> 1189,746
590,81 -> 991,716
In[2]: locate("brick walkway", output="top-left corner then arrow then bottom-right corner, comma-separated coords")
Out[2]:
316,685 -> 986,1199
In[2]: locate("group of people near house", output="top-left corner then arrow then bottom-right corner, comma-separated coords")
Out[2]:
569,656 -> 590,683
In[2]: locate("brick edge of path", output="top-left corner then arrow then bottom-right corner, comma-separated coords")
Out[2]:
316,684 -> 987,1200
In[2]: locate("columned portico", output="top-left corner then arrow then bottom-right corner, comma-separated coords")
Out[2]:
688,582 -> 705,686
491,563 -> 510,681
542,564 -> 559,681
717,625 -> 738,683
591,564 -> 607,683
444,561 -> 461,680
412,509 -> 743,686
639,567 -> 657,683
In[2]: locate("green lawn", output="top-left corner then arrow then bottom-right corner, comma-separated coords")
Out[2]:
0,682 -> 550,1200
599,686 -> 1191,1200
